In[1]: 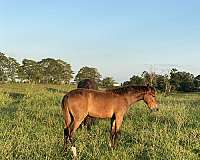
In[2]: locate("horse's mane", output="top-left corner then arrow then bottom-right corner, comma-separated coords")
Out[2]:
107,85 -> 155,95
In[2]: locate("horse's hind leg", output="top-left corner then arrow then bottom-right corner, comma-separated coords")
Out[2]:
110,114 -> 116,147
69,117 -> 85,158
113,114 -> 123,146
64,127 -> 71,151
69,117 -> 85,145
63,111 -> 72,151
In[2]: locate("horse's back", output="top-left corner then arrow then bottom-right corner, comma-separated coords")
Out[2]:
66,89 -> 127,118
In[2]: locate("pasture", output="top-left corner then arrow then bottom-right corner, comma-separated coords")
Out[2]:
0,84 -> 199,160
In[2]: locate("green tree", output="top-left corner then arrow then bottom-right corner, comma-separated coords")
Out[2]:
0,52 -> 9,82
170,68 -> 195,92
154,74 -> 166,91
169,68 -> 178,91
154,74 -> 171,95
55,59 -> 74,84
7,57 -> 21,82
101,77 -> 116,88
75,66 -> 102,84
142,71 -> 156,86
39,58 -> 73,84
21,59 -> 42,83
194,75 -> 200,89
163,74 -> 171,95
123,75 -> 144,86
0,53 -> 20,82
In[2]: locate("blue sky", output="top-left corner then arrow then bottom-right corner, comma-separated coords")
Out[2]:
1,0 -> 200,82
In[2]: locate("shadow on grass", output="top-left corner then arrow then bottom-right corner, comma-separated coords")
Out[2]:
47,87 -> 67,94
1,93 -> 25,116
119,130 -> 138,145
148,113 -> 176,128
7,92 -> 25,100
47,88 -> 60,93
189,100 -> 200,107
192,148 -> 200,157
135,142 -> 151,160
0,105 -> 17,116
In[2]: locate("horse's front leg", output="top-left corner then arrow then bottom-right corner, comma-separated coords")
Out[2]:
113,113 -> 123,147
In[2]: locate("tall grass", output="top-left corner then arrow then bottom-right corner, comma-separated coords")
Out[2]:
0,84 -> 199,159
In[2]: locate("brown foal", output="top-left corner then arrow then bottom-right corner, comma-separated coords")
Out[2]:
61,85 -> 158,149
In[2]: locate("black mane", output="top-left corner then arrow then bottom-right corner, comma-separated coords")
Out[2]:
107,85 -> 155,95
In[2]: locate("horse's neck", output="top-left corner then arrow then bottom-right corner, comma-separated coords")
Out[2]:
124,92 -> 144,106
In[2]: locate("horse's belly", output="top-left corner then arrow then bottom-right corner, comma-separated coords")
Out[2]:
88,106 -> 113,118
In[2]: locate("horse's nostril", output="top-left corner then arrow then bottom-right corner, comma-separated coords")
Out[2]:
156,108 -> 159,111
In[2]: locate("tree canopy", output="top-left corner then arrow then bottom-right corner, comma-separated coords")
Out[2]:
0,52 -> 199,92
74,66 -> 102,84
101,77 -> 116,88
0,52 -> 20,82
123,69 -> 200,92
0,53 -> 73,84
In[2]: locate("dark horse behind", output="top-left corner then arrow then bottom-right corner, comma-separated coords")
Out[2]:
61,85 -> 158,151
77,79 -> 98,90
77,79 -> 98,128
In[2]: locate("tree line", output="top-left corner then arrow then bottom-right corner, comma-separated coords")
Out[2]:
0,52 -> 73,84
123,69 -> 200,93
0,52 -> 200,92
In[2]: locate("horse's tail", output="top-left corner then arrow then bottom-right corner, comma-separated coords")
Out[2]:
61,94 -> 72,146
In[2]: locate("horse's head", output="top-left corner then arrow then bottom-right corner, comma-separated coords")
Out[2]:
143,86 -> 158,112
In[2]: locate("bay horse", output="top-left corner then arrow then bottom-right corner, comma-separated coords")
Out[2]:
77,79 -> 98,128
61,85 -> 158,150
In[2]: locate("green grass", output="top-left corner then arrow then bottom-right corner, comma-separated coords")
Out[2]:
0,84 -> 199,159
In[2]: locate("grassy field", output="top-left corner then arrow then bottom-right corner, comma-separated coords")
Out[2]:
0,84 -> 199,160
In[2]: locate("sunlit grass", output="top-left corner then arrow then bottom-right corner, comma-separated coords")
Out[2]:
0,84 -> 199,159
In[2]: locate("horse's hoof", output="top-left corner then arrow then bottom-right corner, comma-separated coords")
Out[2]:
71,146 -> 77,158
108,142 -> 112,148
108,142 -> 116,150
